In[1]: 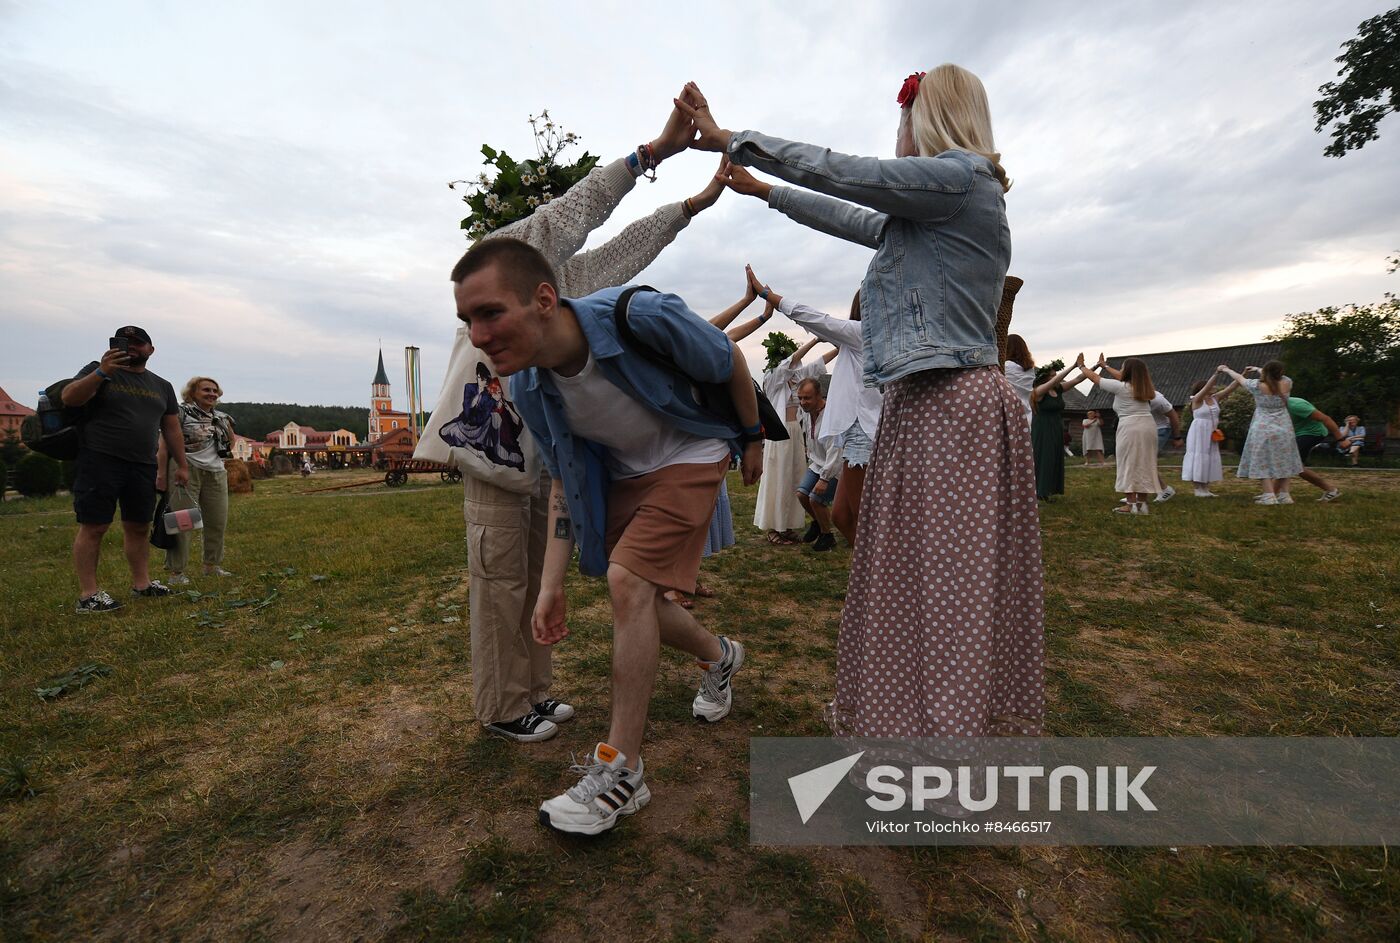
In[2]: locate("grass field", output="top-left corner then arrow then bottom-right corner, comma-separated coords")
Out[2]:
2,464 -> 1398,941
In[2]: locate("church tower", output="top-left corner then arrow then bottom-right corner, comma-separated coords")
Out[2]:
369,348 -> 392,440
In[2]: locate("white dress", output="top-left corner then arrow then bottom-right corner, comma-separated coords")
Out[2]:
753,358 -> 825,531
1003,361 -> 1034,427
1181,397 -> 1223,484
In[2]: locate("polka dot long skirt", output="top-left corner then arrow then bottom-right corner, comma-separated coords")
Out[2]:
826,366 -> 1045,738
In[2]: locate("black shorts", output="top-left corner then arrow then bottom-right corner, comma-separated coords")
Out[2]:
72,451 -> 158,525
1295,434 -> 1327,465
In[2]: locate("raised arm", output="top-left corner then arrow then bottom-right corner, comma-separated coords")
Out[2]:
721,161 -> 886,249
709,265 -> 760,330
789,337 -> 821,367
726,300 -> 775,343
821,348 -> 838,365
746,265 -> 864,349
1076,353 -> 1105,387
1096,353 -> 1124,381
1033,359 -> 1079,401
1216,364 -> 1247,384
1190,376 -> 1218,410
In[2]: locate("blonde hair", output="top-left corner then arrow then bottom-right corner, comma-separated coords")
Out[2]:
182,376 -> 223,404
901,64 -> 1010,192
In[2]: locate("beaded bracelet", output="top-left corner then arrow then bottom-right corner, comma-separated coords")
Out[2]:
636,143 -> 658,182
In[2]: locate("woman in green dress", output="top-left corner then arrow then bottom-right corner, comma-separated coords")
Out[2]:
1031,360 -> 1080,500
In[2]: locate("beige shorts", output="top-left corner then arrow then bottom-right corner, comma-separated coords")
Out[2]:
605,457 -> 729,593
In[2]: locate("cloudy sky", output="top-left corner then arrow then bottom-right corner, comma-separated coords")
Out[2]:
2,0 -> 1397,413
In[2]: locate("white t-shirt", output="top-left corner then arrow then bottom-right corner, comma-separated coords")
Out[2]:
1003,361 -> 1034,425
1148,392 -> 1174,429
1099,378 -> 1153,419
549,354 -> 729,479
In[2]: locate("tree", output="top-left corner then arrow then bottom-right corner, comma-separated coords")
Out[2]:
14,453 -> 61,497
1314,7 -> 1400,157
1269,294 -> 1400,421
0,430 -> 22,467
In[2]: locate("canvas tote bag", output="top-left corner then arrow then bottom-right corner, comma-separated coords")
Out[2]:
415,326 -> 543,494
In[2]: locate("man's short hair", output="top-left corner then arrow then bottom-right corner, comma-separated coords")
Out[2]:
450,237 -> 559,303
797,377 -> 823,396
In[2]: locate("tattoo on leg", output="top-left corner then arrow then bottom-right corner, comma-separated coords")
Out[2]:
554,517 -> 572,539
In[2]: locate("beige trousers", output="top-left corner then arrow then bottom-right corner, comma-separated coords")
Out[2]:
465,473 -> 552,724
164,461 -> 229,572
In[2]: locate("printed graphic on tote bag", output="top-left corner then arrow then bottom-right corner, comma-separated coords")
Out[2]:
439,363 -> 526,471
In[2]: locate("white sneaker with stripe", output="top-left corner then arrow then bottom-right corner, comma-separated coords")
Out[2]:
693,636 -> 744,722
538,743 -> 649,835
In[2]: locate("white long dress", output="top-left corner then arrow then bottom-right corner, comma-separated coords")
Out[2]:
1181,397 -> 1223,484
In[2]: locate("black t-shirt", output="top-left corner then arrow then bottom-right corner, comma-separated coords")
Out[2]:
75,362 -> 179,464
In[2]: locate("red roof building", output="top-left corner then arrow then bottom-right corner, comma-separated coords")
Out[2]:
0,386 -> 36,444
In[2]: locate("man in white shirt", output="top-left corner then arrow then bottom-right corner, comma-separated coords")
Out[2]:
1148,392 -> 1184,502
795,378 -> 843,552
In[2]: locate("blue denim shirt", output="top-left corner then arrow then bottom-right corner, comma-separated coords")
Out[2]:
511,286 -> 738,576
728,131 -> 1011,387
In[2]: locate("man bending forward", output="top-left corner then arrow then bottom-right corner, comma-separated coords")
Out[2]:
452,238 -> 763,835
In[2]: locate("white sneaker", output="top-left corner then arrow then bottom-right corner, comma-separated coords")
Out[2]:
166,573 -> 191,586
1276,493 -> 1294,505
204,566 -> 234,577
1317,489 -> 1342,502
1155,486 -> 1176,503
1131,501 -> 1150,515
538,744 -> 650,835
693,636 -> 745,722
1257,494 -> 1278,505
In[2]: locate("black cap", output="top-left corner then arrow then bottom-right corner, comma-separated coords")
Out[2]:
115,325 -> 152,345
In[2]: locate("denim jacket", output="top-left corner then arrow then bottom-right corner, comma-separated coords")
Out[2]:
728,131 -> 1011,386
511,286 -> 738,576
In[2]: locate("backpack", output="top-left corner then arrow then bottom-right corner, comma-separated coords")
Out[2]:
612,287 -> 789,442
20,365 -> 103,460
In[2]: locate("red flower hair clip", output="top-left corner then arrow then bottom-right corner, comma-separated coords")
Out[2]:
897,71 -> 926,109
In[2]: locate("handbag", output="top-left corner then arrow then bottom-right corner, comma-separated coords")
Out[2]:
150,491 -> 177,550
1211,428 -> 1225,442
613,286 -> 789,442
414,325 -> 543,494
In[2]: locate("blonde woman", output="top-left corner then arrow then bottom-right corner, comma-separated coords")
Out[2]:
1078,354 -> 1159,514
156,377 -> 235,581
683,66 -> 1043,741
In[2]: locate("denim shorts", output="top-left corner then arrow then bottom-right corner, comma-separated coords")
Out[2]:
842,421 -> 874,467
1157,425 -> 1170,448
796,468 -> 837,506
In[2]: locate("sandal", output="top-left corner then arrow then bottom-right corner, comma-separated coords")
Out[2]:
663,590 -> 694,610
694,581 -> 717,598
766,531 -> 800,546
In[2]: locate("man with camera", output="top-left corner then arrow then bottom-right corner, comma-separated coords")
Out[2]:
62,326 -> 188,613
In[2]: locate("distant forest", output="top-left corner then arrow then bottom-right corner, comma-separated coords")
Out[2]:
220,403 -> 370,442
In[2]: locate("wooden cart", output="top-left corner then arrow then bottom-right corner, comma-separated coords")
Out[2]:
383,458 -> 462,487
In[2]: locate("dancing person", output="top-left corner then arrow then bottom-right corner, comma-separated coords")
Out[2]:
752,336 -> 831,544
1096,354 -> 1182,501
1030,360 -> 1078,501
1338,415 -> 1366,466
1220,361 -> 1300,505
686,65 -> 1044,739
745,270 -> 883,548
793,377 -> 843,551
1285,395 -> 1347,501
1081,410 -> 1106,466
156,377 -> 236,582
429,102 -> 729,744
455,238 -> 761,834
1003,334 -> 1035,426
1079,354 -> 1160,514
1179,373 -> 1239,497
